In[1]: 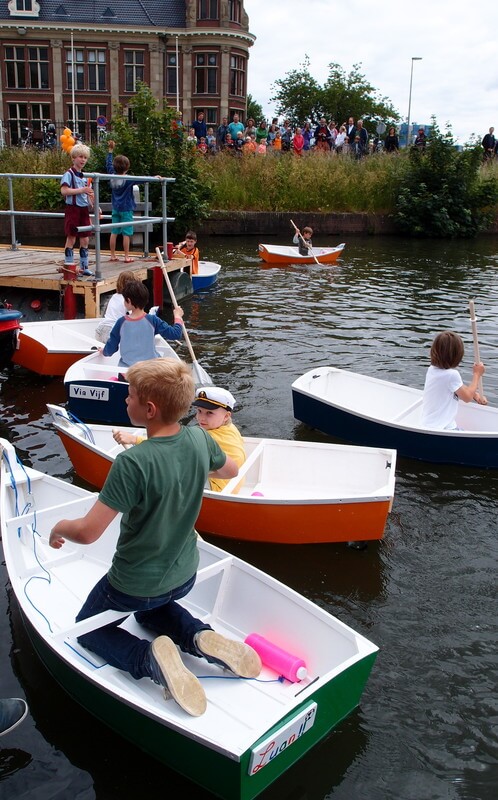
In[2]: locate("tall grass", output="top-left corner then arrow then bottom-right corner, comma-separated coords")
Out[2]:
197,150 -> 410,213
0,148 -> 68,211
1,146 -> 497,218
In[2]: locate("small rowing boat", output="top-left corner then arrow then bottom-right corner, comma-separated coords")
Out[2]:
1,436 -> 378,799
258,243 -> 345,265
192,261 -> 221,291
11,317 -> 102,375
63,339 -> 179,426
47,404 -> 396,544
292,366 -> 498,468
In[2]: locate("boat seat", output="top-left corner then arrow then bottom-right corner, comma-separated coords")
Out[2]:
219,442 -> 265,495
391,398 -> 423,423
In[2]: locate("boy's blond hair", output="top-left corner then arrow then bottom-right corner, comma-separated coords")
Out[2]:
127,358 -> 194,423
70,143 -> 91,160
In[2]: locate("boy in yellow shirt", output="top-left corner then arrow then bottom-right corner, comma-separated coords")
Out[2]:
113,385 -> 246,493
192,387 -> 246,491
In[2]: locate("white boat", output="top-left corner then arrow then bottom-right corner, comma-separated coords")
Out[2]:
63,339 -> 180,426
12,317 -> 103,375
0,437 -> 378,799
292,366 -> 498,468
47,404 -> 397,545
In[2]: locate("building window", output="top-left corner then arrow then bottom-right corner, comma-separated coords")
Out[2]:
30,102 -> 51,128
5,45 -> 48,89
198,0 -> 218,20
228,0 -> 241,22
28,47 -> 49,89
166,52 -> 177,96
66,103 -> 87,138
230,54 -> 245,97
195,53 -> 217,94
124,50 -> 145,92
66,48 -> 106,92
205,108 -> 217,125
5,46 -> 26,89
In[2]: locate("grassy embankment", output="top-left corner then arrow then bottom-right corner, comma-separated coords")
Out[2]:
2,145 -> 498,216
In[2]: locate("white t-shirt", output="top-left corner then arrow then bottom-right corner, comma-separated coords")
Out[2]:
421,366 -> 463,429
104,292 -> 127,322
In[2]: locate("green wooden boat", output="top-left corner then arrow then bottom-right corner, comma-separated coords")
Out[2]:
1,438 -> 378,799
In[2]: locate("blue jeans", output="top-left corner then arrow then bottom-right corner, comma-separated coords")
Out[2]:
75,573 -> 211,681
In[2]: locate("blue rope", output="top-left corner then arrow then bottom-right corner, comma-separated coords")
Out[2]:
57,409 -> 96,445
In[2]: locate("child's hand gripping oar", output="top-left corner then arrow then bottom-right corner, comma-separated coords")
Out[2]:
155,247 -> 213,386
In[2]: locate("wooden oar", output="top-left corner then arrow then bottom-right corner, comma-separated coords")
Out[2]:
469,299 -> 484,396
290,219 -> 320,265
155,247 -> 213,386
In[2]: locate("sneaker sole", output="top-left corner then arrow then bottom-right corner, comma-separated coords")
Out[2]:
151,637 -> 206,716
197,631 -> 262,678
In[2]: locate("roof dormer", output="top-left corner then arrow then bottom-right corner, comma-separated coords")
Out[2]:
8,0 -> 41,18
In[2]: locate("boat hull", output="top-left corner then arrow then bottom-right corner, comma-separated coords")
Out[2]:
12,318 -> 102,375
51,410 -> 396,544
258,244 -> 345,265
23,611 -> 376,800
192,261 -> 221,291
12,333 -> 98,375
292,367 -> 498,468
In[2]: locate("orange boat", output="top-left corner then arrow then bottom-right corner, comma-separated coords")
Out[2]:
48,404 -> 396,545
12,318 -> 101,375
258,242 -> 345,265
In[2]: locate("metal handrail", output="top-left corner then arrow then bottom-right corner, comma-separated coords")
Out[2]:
0,172 -> 175,280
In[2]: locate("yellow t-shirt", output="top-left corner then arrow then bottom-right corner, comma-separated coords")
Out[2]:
207,423 -> 246,492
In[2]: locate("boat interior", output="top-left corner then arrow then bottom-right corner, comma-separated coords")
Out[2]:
1,440 -> 375,754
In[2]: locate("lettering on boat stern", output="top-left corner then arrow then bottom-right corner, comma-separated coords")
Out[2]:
69,385 -> 110,402
248,702 -> 317,775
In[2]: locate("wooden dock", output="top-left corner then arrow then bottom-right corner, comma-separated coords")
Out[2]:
0,246 -> 190,317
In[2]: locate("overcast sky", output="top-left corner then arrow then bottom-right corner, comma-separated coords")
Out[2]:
244,0 -> 497,144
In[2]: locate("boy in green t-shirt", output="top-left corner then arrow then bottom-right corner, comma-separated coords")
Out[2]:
49,357 -> 261,716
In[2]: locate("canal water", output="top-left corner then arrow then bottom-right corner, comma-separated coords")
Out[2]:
1,234 -> 498,800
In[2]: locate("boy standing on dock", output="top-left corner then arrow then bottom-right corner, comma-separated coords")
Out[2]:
105,140 -> 150,263
60,143 -> 94,276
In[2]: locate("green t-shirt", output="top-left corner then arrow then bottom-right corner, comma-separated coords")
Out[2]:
99,426 -> 226,596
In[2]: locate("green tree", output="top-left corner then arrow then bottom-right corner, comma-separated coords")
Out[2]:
246,94 -> 264,124
270,58 -> 399,132
90,83 -> 211,236
394,119 -> 498,237
270,57 -> 323,127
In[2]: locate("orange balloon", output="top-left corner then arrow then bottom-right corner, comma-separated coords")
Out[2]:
63,127 -> 72,136
66,136 -> 75,149
60,134 -> 67,144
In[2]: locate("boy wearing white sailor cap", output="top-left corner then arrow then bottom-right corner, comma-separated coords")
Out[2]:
193,386 -> 246,492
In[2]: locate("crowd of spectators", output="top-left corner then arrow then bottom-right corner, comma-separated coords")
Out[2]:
182,113 -> 409,158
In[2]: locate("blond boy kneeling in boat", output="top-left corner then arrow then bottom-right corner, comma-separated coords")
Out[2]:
50,359 -> 260,716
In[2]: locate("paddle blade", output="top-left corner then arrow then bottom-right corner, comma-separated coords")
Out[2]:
192,360 -> 213,387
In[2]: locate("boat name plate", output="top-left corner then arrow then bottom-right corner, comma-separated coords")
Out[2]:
248,701 -> 317,775
68,384 -> 110,402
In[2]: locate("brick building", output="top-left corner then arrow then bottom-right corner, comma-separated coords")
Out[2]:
0,0 -> 255,145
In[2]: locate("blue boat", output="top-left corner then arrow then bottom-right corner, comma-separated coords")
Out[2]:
64,339 -> 179,425
192,261 -> 221,292
292,367 -> 498,469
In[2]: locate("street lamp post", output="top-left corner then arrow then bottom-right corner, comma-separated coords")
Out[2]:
406,57 -> 422,148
